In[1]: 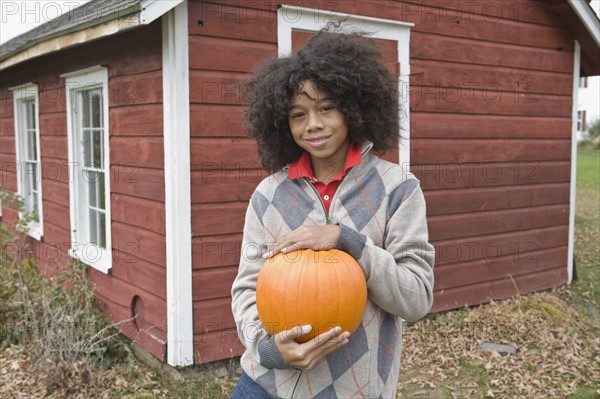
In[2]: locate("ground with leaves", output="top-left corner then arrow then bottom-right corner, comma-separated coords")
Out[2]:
1,286 -> 597,399
0,348 -> 160,399
397,288 -> 599,399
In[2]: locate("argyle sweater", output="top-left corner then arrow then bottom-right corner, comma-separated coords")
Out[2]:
231,141 -> 435,398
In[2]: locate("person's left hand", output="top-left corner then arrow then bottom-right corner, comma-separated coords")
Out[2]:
262,225 -> 341,259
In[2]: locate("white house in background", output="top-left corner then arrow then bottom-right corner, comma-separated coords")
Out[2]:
578,75 -> 600,140
577,0 -> 600,141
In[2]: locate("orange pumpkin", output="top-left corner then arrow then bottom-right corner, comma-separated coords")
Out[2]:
256,248 -> 367,343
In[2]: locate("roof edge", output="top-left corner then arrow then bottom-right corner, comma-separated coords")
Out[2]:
567,0 -> 600,47
0,15 -> 140,71
0,2 -> 142,65
140,0 -> 185,25
0,0 -> 183,71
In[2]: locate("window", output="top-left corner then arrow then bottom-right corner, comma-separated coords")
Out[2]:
577,110 -> 587,132
62,66 -> 112,273
277,4 -> 413,169
11,83 -> 43,239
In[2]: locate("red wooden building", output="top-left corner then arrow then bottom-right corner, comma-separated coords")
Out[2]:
1,0 -> 598,366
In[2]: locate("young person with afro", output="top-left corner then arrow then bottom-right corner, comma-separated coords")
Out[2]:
230,29 -> 435,399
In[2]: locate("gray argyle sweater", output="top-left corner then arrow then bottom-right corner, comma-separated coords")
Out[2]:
231,140 -> 435,398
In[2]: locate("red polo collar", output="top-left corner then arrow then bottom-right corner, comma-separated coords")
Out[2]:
288,141 -> 362,213
288,141 -> 362,182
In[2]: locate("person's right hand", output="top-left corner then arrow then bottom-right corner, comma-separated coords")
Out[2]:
275,325 -> 350,370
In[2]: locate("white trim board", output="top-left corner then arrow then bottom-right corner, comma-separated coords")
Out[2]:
568,40 -> 581,284
162,0 -> 194,367
277,4 -> 413,171
141,0 -> 184,25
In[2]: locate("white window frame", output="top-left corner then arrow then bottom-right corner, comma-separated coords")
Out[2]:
11,83 -> 44,240
61,66 -> 112,273
568,41 -> 581,284
277,4 -> 413,171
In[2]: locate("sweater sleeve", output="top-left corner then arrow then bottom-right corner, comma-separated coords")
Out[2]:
335,178 -> 435,322
231,191 -> 293,370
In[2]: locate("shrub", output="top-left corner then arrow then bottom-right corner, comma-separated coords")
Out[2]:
0,189 -> 132,396
588,118 -> 600,140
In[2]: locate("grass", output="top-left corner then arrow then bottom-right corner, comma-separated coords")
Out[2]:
458,356 -> 490,396
576,145 -> 600,188
571,146 -> 600,311
155,367 -> 238,399
568,387 -> 600,399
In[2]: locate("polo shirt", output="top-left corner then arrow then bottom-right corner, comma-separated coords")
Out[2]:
288,141 -> 362,213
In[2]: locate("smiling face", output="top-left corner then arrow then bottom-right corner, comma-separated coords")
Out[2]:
288,80 -> 350,179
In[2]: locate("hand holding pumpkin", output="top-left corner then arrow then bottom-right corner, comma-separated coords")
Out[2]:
275,324 -> 350,370
262,225 -> 341,259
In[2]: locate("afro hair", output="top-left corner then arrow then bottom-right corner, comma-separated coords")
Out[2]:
245,30 -> 400,173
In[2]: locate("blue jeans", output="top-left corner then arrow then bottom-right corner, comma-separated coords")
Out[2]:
230,371 -> 270,399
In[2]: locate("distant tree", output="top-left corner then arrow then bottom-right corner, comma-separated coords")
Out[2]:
589,119 -> 600,139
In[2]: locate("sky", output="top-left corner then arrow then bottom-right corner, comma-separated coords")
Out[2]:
1,0 -> 91,44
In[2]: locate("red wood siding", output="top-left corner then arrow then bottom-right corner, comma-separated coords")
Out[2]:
0,22 -> 167,360
189,0 -> 575,364
405,0 -> 573,313
188,0 -> 275,363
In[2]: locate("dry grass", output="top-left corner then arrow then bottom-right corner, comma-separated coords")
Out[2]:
0,344 -> 166,399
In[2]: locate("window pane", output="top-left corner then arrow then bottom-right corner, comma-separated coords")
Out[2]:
28,130 -> 37,160
25,101 -> 31,128
89,208 -> 98,245
30,102 -> 36,129
32,164 -> 38,191
25,162 -> 37,193
98,172 -> 105,210
81,91 -> 91,128
26,101 -> 36,129
25,176 -> 34,211
88,171 -> 97,207
83,131 -> 91,167
24,162 -> 37,218
91,90 -> 102,128
93,130 -> 102,169
29,101 -> 36,129
32,192 -> 38,218
99,211 -> 106,248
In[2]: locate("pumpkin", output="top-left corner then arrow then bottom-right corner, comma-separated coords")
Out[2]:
256,248 -> 367,343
